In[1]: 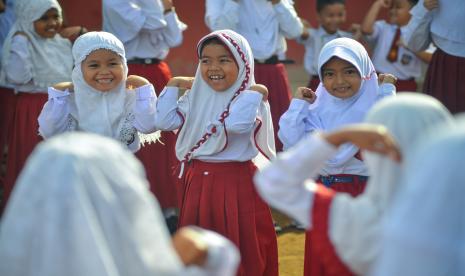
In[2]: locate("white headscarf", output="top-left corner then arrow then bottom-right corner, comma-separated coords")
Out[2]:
175,29 -> 275,164
328,94 -> 454,275
308,37 -> 381,169
0,0 -> 72,90
372,116 -> 465,276
0,132 -> 184,276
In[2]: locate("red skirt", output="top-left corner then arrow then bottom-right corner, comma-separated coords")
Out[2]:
307,75 -> 320,91
178,160 -> 278,276
0,88 -> 17,189
304,175 -> 367,276
1,93 -> 47,213
128,62 -> 179,208
395,78 -> 417,92
423,48 -> 465,114
254,63 -> 292,152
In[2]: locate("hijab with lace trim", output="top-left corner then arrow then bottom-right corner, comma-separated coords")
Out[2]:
308,37 -> 383,170
0,0 -> 72,90
175,29 -> 275,171
327,94 -> 454,275
71,31 -> 159,151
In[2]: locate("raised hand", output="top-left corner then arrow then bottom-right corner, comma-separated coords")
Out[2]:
53,82 -> 74,92
167,76 -> 195,90
423,0 -> 439,10
378,73 -> 397,85
249,84 -> 269,101
126,75 -> 150,89
295,87 -> 317,104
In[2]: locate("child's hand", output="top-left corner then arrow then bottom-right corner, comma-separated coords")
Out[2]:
172,227 -> 208,266
349,23 -> 362,41
162,0 -> 173,10
295,87 -> 317,104
423,0 -> 438,10
377,0 -> 392,9
378,73 -> 397,85
53,82 -> 74,92
126,75 -> 150,89
249,84 -> 268,101
60,26 -> 86,39
323,124 -> 402,162
14,31 -> 29,39
167,77 -> 194,90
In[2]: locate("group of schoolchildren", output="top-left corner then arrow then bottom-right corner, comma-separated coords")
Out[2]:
0,0 -> 464,275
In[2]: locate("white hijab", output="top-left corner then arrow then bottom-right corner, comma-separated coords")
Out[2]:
0,0 -> 72,90
372,116 -> 465,276
308,37 -> 381,169
0,132 -> 185,276
328,94 -> 454,275
175,29 -> 275,164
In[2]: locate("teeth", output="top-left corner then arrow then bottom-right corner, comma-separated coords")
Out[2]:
209,75 -> 224,80
97,79 -> 112,84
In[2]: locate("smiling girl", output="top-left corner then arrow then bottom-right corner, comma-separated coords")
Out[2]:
278,37 -> 396,276
154,30 -> 278,276
38,31 -> 160,153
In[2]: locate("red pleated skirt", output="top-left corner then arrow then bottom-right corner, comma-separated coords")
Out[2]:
395,78 -> 417,92
423,48 -> 465,114
1,92 -> 47,213
254,63 -> 292,152
304,175 -> 367,276
128,62 -> 179,208
0,88 -> 17,189
178,160 -> 278,276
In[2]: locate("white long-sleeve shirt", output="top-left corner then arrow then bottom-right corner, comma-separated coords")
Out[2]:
38,84 -> 159,152
155,86 -> 264,162
103,0 -> 186,60
278,83 -> 395,175
205,0 -> 303,60
402,0 -> 465,57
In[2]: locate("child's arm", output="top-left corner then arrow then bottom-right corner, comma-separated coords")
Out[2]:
129,76 -> 159,134
158,0 -> 187,47
414,50 -> 433,63
254,124 -> 401,229
153,76 -> 194,131
401,0 -> 435,52
378,73 -> 397,96
273,0 -> 304,39
38,84 -> 75,139
278,87 -> 316,150
223,84 -> 269,134
361,0 -> 391,35
205,0 -> 239,31
4,33 -> 33,85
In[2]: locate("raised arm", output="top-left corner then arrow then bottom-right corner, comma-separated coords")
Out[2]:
362,0 -> 391,35
205,0 -> 240,31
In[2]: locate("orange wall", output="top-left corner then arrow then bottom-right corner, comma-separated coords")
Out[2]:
60,0 -> 386,75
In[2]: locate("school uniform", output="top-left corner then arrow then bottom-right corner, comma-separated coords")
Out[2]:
257,93 -> 453,276
278,38 -> 395,276
155,30 -> 278,276
205,0 -> 303,152
0,0 -> 73,213
103,0 -> 187,208
365,20 -> 430,92
403,0 -> 465,113
299,27 -> 354,90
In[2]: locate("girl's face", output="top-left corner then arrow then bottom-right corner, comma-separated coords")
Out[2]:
82,49 -> 124,92
200,43 -> 239,92
33,8 -> 62,39
321,57 -> 362,99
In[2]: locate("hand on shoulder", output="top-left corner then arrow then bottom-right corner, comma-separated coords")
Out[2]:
424,0 -> 439,11
13,31 -> 29,40
378,73 -> 397,85
172,227 -> 208,266
294,87 -> 316,104
126,75 -> 150,89
166,76 -> 194,90
53,82 -> 74,92
249,84 -> 268,101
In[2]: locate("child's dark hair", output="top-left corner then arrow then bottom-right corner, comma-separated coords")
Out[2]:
198,36 -> 224,57
316,0 -> 346,13
407,0 -> 419,7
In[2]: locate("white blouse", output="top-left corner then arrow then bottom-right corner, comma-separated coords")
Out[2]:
155,86 -> 264,162
278,83 -> 395,175
205,0 -> 303,60
103,1 -> 186,60
38,84 -> 159,152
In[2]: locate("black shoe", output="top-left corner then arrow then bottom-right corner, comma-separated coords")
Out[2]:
165,215 -> 178,235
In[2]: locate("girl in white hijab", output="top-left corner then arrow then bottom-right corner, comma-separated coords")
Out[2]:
372,116 -> 464,276
0,132 -> 239,276
256,93 -> 454,276
38,31 -> 161,153
0,0 -> 75,215
154,29 -> 277,276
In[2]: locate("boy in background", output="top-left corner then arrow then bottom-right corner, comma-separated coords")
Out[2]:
299,0 -> 361,90
362,0 -> 434,92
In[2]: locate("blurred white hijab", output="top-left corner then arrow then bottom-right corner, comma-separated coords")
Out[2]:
0,132 -> 239,276
328,94 -> 454,275
372,115 -> 465,276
